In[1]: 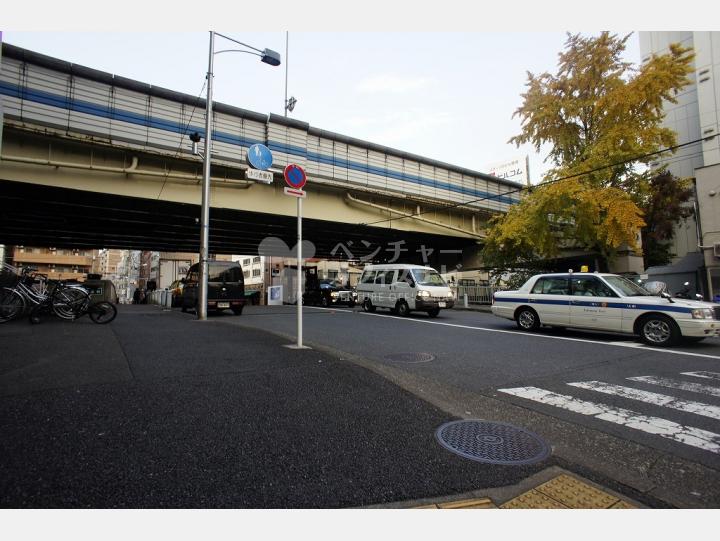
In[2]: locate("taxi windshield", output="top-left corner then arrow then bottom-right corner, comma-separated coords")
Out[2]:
604,275 -> 652,296
411,269 -> 447,287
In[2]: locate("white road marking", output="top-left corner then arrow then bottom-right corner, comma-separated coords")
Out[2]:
305,306 -> 354,313
355,310 -> 720,360
682,371 -> 720,381
568,381 -> 720,420
627,376 -> 720,398
497,386 -> 720,453
607,341 -> 646,348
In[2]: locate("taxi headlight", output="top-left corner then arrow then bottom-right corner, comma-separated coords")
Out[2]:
417,290 -> 431,298
691,308 -> 713,319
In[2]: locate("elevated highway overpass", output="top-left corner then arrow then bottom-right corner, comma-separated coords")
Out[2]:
0,43 -> 524,267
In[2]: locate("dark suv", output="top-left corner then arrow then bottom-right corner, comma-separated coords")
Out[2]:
181,261 -> 245,315
303,275 -> 356,308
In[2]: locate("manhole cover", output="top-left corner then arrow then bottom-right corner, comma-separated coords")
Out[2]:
385,352 -> 436,364
436,420 -> 550,465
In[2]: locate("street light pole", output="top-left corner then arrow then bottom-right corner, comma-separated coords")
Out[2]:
198,30 -> 215,321
196,32 -> 281,321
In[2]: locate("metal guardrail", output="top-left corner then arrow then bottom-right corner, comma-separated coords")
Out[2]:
456,285 -> 494,305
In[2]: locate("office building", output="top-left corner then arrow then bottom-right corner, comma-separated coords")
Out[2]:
639,31 -> 720,299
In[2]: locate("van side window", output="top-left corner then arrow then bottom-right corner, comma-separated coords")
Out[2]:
398,269 -> 414,285
360,271 -> 376,284
376,270 -> 395,284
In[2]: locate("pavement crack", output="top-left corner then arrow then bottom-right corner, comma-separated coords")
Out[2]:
110,324 -> 137,381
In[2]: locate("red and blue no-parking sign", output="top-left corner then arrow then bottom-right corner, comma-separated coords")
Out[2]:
283,164 -> 307,190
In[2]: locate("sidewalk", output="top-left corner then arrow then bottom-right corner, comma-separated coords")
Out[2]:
0,304 -> 638,508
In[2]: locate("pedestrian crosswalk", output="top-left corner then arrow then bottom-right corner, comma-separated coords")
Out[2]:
498,371 -> 720,455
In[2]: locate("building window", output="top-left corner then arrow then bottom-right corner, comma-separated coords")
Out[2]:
244,271 -> 250,278
253,256 -> 261,263
243,258 -> 251,266
252,269 -> 261,277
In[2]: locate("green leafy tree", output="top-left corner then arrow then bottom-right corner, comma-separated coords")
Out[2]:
483,32 -> 694,270
639,170 -> 694,268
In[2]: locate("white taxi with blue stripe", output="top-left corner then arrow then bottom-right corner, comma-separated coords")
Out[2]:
491,272 -> 720,346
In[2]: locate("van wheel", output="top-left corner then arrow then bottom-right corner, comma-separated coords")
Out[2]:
363,299 -> 376,313
427,308 -> 440,318
396,300 -> 410,317
516,307 -> 540,331
639,315 -> 679,346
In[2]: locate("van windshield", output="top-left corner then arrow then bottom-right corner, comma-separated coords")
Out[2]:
411,269 -> 446,287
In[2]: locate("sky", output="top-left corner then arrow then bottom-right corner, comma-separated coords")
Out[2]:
1,30 -> 640,184
2,0 -> 677,186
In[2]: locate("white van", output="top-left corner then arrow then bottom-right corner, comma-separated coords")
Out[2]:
356,264 -> 455,317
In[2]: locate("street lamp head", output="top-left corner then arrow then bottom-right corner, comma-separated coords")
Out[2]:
261,48 -> 281,67
189,131 -> 202,156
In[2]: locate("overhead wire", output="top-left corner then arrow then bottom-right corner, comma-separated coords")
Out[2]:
156,80 -> 207,200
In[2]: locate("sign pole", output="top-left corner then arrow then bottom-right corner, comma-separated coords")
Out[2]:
282,163 -> 309,350
297,196 -> 303,348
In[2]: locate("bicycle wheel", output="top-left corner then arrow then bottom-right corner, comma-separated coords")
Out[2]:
51,286 -> 89,320
88,301 -> 117,324
0,287 -> 25,323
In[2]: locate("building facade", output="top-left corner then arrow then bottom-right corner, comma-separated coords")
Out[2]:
639,31 -> 720,299
10,245 -> 93,281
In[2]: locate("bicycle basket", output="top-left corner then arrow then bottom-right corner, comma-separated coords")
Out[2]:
0,263 -> 20,288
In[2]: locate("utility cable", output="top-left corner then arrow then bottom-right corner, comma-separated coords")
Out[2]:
156,81 -> 207,200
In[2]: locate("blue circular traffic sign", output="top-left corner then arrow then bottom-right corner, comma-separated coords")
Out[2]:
283,164 -> 307,189
247,144 -> 273,171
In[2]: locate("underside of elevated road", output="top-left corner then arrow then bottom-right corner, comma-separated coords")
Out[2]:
0,179 -> 475,266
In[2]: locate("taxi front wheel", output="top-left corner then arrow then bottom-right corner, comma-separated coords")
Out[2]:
516,307 -> 540,331
638,315 -> 680,347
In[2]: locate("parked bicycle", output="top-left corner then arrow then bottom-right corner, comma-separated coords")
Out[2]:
0,263 -> 112,324
29,290 -> 116,324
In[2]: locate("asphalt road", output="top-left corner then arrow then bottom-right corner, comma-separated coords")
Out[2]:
0,305 -> 547,508
3,303 -> 720,508
222,303 -> 720,507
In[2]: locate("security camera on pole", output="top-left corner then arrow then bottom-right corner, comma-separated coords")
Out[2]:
282,163 -> 310,350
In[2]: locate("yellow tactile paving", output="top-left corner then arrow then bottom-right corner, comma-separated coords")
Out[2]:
534,474 -> 621,509
412,474 -> 638,509
499,489 -> 568,509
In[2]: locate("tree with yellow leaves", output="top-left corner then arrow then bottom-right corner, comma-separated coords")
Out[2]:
483,32 -> 694,271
